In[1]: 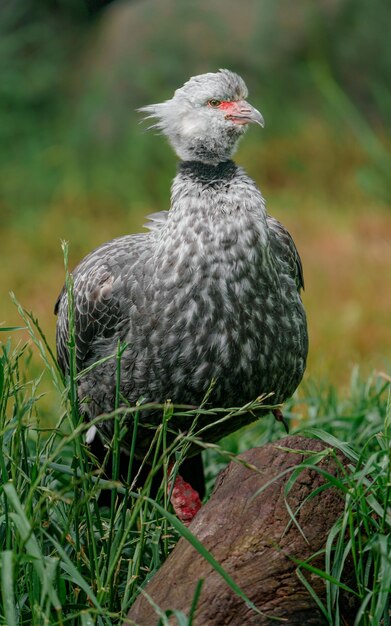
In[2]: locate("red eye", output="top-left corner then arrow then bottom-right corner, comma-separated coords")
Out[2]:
208,99 -> 222,108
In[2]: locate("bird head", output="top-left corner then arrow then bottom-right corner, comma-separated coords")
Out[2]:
139,69 -> 264,165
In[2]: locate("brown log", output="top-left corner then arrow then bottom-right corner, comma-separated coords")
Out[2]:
127,435 -> 354,625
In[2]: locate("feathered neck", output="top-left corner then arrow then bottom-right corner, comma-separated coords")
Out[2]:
178,160 -> 237,184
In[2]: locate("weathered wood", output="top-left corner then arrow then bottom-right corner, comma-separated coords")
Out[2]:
127,435 -> 353,625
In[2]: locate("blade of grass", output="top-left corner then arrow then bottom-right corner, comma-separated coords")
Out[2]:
4,482 -> 61,611
1,550 -> 17,626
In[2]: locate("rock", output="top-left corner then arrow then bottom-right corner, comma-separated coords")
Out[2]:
126,435 -> 355,625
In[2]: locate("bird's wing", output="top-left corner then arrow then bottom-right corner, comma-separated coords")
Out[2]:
267,215 -> 304,291
54,234 -> 149,375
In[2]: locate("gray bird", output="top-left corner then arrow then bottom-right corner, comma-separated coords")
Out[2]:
55,69 -> 308,463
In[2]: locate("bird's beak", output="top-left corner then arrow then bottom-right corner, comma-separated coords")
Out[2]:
224,100 -> 265,127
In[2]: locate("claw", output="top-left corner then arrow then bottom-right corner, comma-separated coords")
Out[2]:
273,408 -> 289,434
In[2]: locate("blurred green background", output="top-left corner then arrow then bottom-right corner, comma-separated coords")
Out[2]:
1,0 -> 390,404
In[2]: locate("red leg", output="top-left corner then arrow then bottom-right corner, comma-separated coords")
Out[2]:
168,465 -> 202,526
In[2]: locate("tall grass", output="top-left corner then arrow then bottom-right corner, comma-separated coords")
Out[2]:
0,297 -> 390,624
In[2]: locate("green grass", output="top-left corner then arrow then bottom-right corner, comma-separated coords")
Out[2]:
0,301 -> 390,625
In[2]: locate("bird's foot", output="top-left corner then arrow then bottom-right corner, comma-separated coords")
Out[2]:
168,473 -> 202,526
273,408 -> 289,434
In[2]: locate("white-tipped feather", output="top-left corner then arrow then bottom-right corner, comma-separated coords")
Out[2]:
138,102 -> 171,131
86,425 -> 97,444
